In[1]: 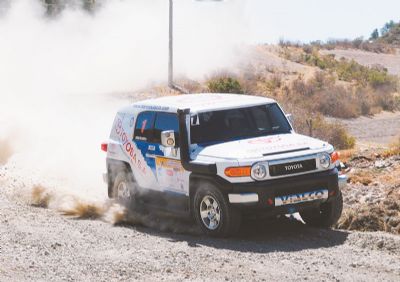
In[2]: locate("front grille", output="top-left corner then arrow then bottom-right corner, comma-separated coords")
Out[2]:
269,159 -> 316,177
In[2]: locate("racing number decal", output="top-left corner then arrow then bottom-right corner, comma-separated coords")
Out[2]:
141,119 -> 147,134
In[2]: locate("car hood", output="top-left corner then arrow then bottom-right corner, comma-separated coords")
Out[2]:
192,133 -> 329,160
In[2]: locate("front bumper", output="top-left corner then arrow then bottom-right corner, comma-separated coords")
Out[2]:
225,168 -> 339,215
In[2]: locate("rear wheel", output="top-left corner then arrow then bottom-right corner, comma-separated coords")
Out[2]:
112,171 -> 136,202
193,182 -> 241,237
300,191 -> 343,228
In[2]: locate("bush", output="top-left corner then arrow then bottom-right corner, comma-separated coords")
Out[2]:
279,103 -> 355,150
261,74 -> 282,94
290,76 -> 315,97
314,86 -> 359,118
312,117 -> 356,149
207,76 -> 244,94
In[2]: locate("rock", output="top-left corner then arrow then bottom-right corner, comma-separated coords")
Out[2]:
374,160 -> 386,169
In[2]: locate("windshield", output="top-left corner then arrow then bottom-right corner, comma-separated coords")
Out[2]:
190,103 -> 292,145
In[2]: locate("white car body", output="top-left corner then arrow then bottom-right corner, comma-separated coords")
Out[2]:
103,93 -> 345,235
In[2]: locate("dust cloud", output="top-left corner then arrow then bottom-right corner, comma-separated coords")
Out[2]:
0,0 -> 247,223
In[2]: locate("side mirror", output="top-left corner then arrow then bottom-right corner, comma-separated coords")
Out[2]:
161,130 -> 176,147
286,113 -> 294,127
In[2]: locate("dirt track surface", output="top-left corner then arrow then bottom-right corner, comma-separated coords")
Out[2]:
328,111 -> 400,146
1,190 -> 400,281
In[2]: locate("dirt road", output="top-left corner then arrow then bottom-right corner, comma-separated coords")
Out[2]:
1,187 -> 400,281
328,111 -> 400,147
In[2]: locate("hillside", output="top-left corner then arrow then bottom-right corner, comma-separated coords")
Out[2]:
320,49 -> 400,76
171,44 -> 400,152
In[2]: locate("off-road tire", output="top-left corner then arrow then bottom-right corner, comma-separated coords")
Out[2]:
193,182 -> 242,237
111,171 -> 136,202
300,191 -> 343,228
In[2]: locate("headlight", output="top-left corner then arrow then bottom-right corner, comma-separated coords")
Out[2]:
318,153 -> 331,169
251,163 -> 268,180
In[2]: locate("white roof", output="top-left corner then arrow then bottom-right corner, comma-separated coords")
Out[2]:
130,93 -> 276,113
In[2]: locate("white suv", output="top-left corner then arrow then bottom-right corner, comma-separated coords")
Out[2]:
102,94 -> 345,237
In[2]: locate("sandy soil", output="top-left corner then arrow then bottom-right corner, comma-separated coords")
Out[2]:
320,49 -> 400,75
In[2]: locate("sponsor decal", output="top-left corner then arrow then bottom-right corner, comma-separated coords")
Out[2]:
275,189 -> 328,206
155,157 -> 184,172
115,118 -> 146,175
155,156 -> 185,191
248,136 -> 282,144
247,140 -> 310,154
133,105 -> 169,111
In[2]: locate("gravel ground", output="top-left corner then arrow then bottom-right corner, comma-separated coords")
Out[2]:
1,183 -> 400,281
1,93 -> 400,281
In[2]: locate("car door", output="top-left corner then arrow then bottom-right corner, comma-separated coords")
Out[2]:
133,111 -> 162,190
152,112 -> 189,195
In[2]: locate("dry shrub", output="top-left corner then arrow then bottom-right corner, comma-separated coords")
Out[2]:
60,200 -> 105,220
31,185 -> 52,208
280,102 -> 355,149
290,76 -> 315,97
312,117 -> 356,149
383,136 -> 400,157
310,71 -> 335,90
348,170 -> 374,185
338,149 -> 356,163
314,86 -> 359,118
260,74 -> 282,95
337,191 -> 400,234
0,138 -> 13,165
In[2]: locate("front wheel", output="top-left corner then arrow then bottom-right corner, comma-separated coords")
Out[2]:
300,191 -> 343,228
193,182 -> 242,237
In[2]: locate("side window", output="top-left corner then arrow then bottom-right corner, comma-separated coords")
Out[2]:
153,112 -> 179,146
134,111 -> 155,141
267,104 -> 291,132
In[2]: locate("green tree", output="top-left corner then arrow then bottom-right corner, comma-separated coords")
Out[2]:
381,20 -> 395,35
370,28 -> 379,40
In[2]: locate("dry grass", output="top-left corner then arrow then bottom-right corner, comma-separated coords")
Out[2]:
338,149 -> 357,163
337,191 -> 400,234
0,138 -> 13,165
383,136 -> 400,157
338,150 -> 400,235
348,170 -> 374,185
60,200 -> 105,220
31,185 -> 52,208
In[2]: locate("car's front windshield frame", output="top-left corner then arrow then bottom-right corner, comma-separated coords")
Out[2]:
190,103 -> 292,146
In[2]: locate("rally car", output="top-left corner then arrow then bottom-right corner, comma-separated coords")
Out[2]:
102,94 -> 346,237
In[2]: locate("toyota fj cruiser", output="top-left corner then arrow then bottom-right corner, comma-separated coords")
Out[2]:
102,94 -> 346,237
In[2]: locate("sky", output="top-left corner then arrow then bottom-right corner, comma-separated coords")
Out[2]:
188,0 -> 400,43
